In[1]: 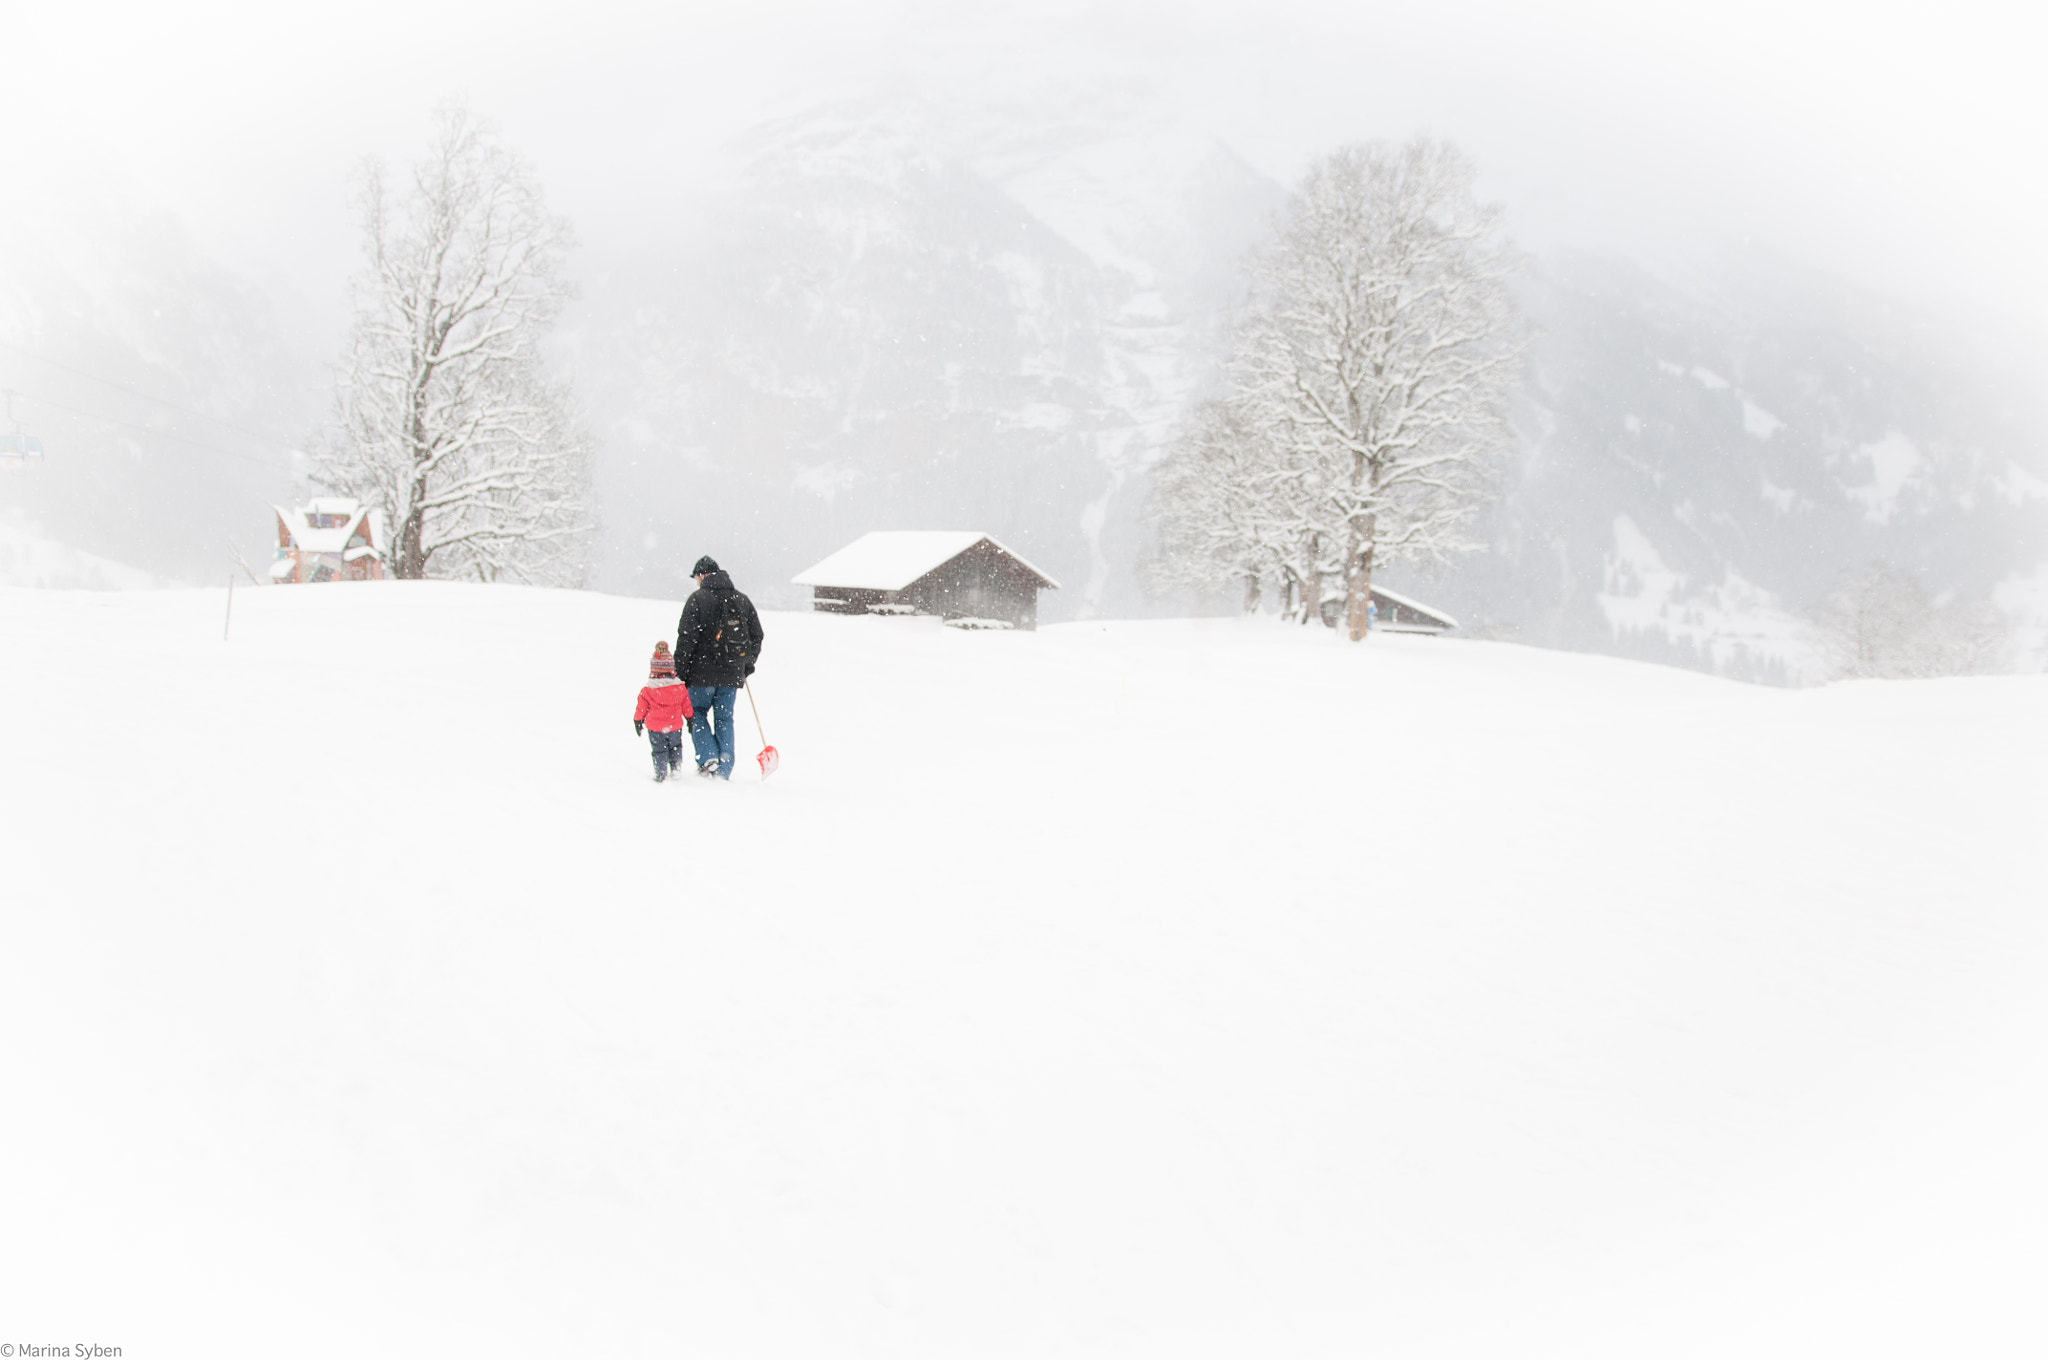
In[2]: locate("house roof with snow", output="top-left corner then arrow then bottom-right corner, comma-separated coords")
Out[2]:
275,499 -> 382,556
792,531 -> 1060,592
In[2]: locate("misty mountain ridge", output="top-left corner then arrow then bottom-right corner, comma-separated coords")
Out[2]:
1419,247 -> 2048,680
571,84 -> 1278,612
577,85 -> 2046,675
6,82 -> 2043,678
0,201 -> 311,584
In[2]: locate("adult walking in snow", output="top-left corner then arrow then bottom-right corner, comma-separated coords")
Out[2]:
674,555 -> 765,780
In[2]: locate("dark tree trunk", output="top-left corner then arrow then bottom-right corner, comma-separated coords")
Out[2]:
394,368 -> 434,579
1345,543 -> 1375,642
1300,535 -> 1321,626
396,499 -> 428,579
1344,452 -> 1381,642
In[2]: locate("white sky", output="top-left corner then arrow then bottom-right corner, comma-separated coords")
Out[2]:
12,0 -> 2045,338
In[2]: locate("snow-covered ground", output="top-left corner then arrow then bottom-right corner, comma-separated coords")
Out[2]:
2,582 -> 2043,1359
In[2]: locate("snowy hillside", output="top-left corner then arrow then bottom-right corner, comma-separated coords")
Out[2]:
3,583 -> 2043,1359
1400,249 -> 2048,679
0,513 -> 176,589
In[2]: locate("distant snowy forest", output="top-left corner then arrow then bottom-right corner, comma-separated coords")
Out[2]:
3,81 -> 2044,682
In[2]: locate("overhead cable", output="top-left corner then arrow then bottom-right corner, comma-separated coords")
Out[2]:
9,389 -> 298,471
0,338 -> 309,452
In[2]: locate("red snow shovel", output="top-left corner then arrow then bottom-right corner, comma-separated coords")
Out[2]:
745,681 -> 780,780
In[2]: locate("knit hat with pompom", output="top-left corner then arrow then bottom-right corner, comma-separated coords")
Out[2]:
649,641 -> 676,678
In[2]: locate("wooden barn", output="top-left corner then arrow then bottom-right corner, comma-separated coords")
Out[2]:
1317,585 -> 1459,635
270,498 -> 385,584
793,531 -> 1060,631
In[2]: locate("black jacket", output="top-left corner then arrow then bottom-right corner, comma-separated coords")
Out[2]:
674,571 -> 764,687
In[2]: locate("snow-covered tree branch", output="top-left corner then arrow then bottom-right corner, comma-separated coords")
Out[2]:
316,103 -> 594,586
1152,136 -> 1523,637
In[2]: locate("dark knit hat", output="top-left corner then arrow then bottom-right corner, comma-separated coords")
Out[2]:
691,555 -> 720,577
649,641 -> 676,678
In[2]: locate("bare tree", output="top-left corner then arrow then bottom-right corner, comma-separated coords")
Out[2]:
1155,137 -> 1521,638
1809,561 -> 2011,679
318,103 -> 593,585
1149,400 -> 1297,615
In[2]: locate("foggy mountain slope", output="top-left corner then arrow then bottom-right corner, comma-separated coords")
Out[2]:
1386,249 -> 2048,679
0,513 -> 178,590
0,206 -> 316,584
578,88 -> 2044,673
14,85 -> 2036,682
575,86 -> 1279,611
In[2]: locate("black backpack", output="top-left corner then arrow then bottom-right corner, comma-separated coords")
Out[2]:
712,591 -> 755,669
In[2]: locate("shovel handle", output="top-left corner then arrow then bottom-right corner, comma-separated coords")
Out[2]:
744,680 -> 768,747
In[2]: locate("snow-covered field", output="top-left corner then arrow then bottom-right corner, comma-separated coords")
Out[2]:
3,582 -> 2043,1359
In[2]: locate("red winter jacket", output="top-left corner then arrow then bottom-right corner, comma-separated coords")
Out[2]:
634,677 -> 694,732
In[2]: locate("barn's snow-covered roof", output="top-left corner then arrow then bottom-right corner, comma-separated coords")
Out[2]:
793,532 -> 1060,592
1372,585 -> 1458,630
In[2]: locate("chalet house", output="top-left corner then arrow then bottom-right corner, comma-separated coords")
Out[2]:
1316,585 -> 1459,634
271,499 -> 385,584
793,531 -> 1060,631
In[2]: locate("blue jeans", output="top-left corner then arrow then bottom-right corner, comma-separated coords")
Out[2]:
648,727 -> 684,777
688,685 -> 738,778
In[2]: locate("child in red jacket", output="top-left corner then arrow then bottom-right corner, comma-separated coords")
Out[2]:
633,642 -> 695,782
